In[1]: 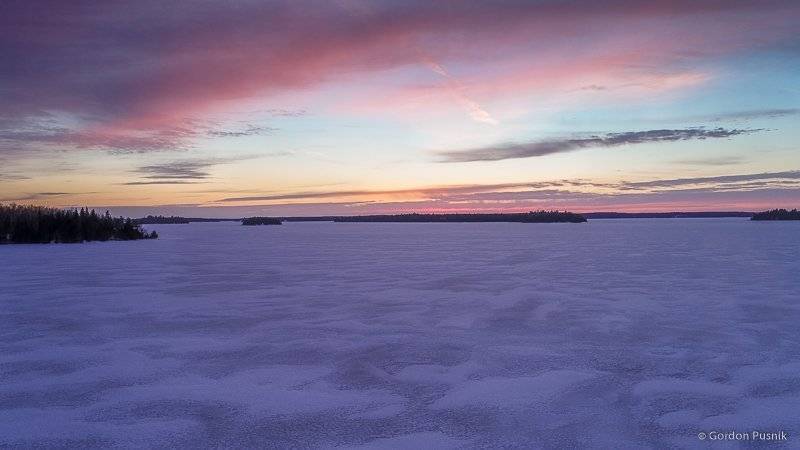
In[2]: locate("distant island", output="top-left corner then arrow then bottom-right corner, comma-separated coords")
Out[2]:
242,216 -> 283,225
1,204 -> 157,244
584,211 -> 753,219
135,215 -> 191,224
751,209 -> 800,221
181,218 -> 241,223
331,211 -> 587,223
136,216 -> 240,223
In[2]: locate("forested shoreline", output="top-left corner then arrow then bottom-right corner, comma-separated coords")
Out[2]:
1,205 -> 157,244
751,209 -> 800,221
135,215 -> 190,224
331,211 -> 588,223
242,217 -> 283,225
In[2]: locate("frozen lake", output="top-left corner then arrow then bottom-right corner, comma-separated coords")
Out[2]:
1,219 -> 799,448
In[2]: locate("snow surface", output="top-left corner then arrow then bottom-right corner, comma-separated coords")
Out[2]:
1,219 -> 798,448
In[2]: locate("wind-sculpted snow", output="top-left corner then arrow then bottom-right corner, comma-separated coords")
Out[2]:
1,220 -> 798,448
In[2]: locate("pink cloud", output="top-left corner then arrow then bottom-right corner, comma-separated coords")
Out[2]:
2,1 -> 799,150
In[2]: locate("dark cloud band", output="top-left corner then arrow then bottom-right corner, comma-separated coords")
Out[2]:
438,128 -> 762,163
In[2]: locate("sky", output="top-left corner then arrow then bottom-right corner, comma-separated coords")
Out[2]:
1,0 -> 799,217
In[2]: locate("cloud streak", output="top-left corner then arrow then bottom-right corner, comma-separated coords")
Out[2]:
0,192 -> 88,202
424,61 -> 498,125
0,172 -> 29,181
620,170 -> 800,189
705,108 -> 800,122
671,156 -> 746,166
129,156 -> 262,184
215,180 -> 620,203
438,127 -> 762,162
215,170 -> 800,206
136,161 -> 215,180
0,117 -> 277,155
121,180 -> 206,186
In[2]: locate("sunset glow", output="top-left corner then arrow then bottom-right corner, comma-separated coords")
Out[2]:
2,0 -> 799,216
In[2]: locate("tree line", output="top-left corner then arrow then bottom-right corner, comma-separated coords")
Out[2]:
0,204 -> 158,243
135,215 -> 191,224
242,216 -> 283,225
751,209 -> 800,221
331,211 -> 587,223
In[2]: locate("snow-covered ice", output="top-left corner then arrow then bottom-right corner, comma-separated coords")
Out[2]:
1,219 -> 798,448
